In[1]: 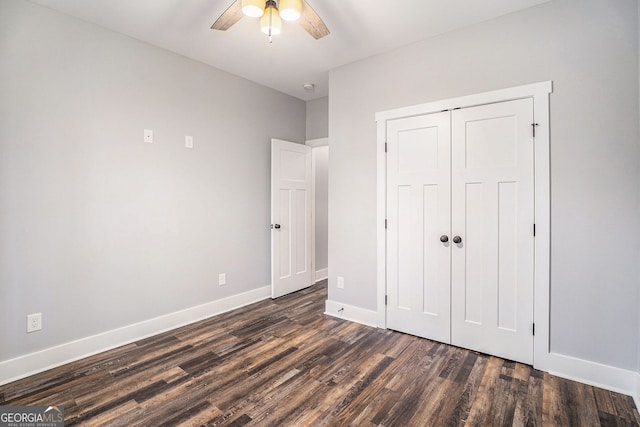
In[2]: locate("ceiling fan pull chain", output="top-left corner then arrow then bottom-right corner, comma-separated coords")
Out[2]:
268,4 -> 274,43
264,0 -> 272,43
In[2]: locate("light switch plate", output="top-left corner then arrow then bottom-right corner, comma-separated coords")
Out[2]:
185,135 -> 193,149
144,129 -> 153,143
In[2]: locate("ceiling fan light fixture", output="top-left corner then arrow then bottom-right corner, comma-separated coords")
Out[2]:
241,0 -> 265,18
279,0 -> 302,21
260,0 -> 282,36
211,0 -> 329,41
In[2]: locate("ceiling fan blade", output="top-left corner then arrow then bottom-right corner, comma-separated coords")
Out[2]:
211,0 -> 243,31
299,0 -> 330,40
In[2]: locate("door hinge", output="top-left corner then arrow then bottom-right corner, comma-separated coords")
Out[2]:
533,223 -> 536,237
532,123 -> 539,138
532,323 -> 535,336
385,295 -> 388,305
384,142 -> 388,153
385,219 -> 388,229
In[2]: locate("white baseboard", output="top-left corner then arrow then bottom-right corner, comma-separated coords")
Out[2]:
324,299 -> 377,328
537,351 -> 637,398
314,268 -> 328,282
0,286 -> 271,386
545,352 -> 640,404
635,373 -> 640,410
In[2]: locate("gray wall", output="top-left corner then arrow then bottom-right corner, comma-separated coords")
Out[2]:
0,0 -> 305,361
306,97 -> 329,140
328,0 -> 640,370
314,146 -> 329,272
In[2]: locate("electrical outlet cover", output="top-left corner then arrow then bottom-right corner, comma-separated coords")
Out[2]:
27,313 -> 42,333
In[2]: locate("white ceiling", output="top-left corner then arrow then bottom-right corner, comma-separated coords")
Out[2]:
27,0 -> 550,101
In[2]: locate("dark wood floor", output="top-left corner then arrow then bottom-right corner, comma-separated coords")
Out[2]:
1,281 -> 638,426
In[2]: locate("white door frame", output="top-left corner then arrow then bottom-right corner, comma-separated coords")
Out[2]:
375,81 -> 553,369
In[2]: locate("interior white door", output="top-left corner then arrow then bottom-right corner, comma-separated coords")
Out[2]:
450,98 -> 535,364
386,112 -> 452,343
271,139 -> 313,298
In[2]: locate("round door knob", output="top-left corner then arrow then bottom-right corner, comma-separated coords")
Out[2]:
440,235 -> 449,243
273,224 -> 281,229
453,236 -> 462,244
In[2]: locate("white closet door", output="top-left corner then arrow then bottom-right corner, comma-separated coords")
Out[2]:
386,112 -> 451,343
450,99 -> 535,364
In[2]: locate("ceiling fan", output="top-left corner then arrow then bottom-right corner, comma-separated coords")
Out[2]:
211,0 -> 330,42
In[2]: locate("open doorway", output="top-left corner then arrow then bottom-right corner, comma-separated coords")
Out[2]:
269,138 -> 328,298
309,139 -> 328,283
312,144 -> 328,283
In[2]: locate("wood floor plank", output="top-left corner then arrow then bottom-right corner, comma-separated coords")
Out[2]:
1,280 -> 637,426
246,373 -> 325,425
436,353 -> 490,426
512,365 -> 543,427
612,391 -> 640,424
594,386 -> 618,416
376,344 -> 453,426
465,356 -> 503,426
573,381 -> 601,427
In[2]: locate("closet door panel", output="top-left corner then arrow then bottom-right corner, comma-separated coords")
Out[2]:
386,112 -> 451,343
450,98 -> 535,364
